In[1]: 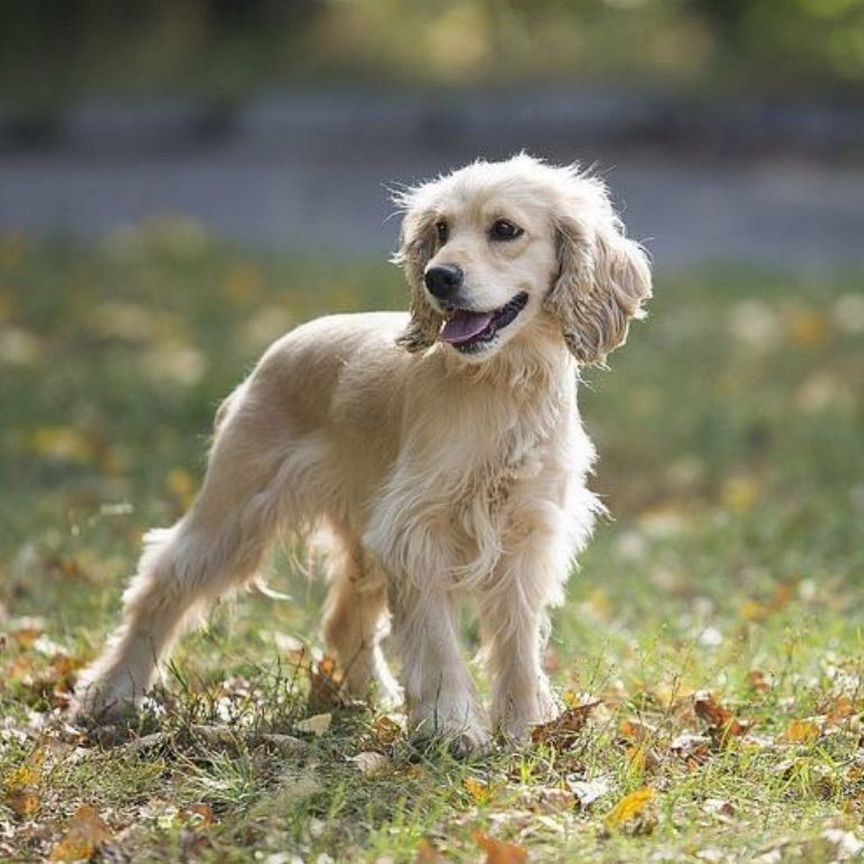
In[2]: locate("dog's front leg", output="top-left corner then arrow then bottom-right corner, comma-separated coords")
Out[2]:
480,529 -> 571,742
389,582 -> 490,757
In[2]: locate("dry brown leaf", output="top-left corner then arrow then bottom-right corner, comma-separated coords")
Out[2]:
474,830 -> 528,864
618,720 -> 655,742
693,692 -> 750,746
823,695 -> 857,728
372,715 -> 403,746
50,805 -> 113,861
604,787 -> 657,835
307,655 -> 344,712
347,751 -> 390,777
179,803 -> 217,828
518,785 -> 576,814
296,712 -> 332,736
703,798 -> 736,821
670,732 -> 712,767
747,670 -> 772,694
531,702 -> 599,748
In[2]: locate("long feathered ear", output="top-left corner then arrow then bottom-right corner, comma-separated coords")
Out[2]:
392,196 -> 443,352
545,182 -> 652,366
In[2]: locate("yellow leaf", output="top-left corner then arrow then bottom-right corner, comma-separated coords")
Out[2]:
464,777 -> 493,805
50,805 -> 112,861
604,787 -> 657,833
3,747 -> 46,816
473,830 -> 528,864
625,745 -> 647,780
783,720 -> 821,745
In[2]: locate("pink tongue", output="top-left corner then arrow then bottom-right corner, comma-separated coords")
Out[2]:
440,311 -> 494,344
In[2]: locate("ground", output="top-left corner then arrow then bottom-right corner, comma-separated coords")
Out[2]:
1,224 -> 863,863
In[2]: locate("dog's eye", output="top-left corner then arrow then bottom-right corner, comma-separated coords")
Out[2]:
490,219 -> 523,241
435,221 -> 449,244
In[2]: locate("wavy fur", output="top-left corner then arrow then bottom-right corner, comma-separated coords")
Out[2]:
75,155 -> 650,751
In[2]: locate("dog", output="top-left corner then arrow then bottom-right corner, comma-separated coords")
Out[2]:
75,154 -> 651,754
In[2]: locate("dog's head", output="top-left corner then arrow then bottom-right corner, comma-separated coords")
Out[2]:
393,154 -> 651,365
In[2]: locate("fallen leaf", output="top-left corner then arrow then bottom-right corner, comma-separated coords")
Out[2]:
531,702 -> 599,748
50,805 -> 113,861
296,712 -> 332,736
347,751 -> 390,777
693,692 -> 750,746
747,670 -> 772,694
695,847 -> 728,862
624,744 -> 660,779
670,733 -> 712,766
473,830 -> 528,864
619,720 -> 654,742
567,777 -> 611,809
307,655 -> 344,712
518,785 -> 575,814
415,839 -> 443,862
703,798 -> 736,820
3,748 -> 45,817
252,733 -> 308,755
823,695 -> 856,728
372,714 -> 403,746
465,777 -> 495,805
179,803 -> 217,828
782,720 -> 821,745
604,787 -> 657,835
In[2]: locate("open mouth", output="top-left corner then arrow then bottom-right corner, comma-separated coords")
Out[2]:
438,292 -> 529,353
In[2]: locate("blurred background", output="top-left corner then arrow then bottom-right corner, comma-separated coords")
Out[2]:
1,0 -> 864,264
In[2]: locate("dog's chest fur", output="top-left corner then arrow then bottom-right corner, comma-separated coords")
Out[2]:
364,360 -> 583,589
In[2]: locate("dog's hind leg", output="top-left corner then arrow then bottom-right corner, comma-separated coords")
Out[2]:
75,383 -> 308,721
321,540 -> 401,706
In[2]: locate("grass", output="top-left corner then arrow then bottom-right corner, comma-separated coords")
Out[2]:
1,221 -> 863,862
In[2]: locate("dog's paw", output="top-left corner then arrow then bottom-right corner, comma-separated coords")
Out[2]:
71,673 -> 142,726
495,680 -> 562,745
409,699 -> 491,759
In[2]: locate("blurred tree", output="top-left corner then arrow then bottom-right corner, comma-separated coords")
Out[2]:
0,0 -> 862,106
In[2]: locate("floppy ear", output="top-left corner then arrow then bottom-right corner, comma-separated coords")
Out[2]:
545,202 -> 652,366
392,202 -> 442,352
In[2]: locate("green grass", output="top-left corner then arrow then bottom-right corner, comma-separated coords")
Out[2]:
1,222 -> 863,862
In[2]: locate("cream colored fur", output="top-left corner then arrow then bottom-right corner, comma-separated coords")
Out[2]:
75,154 -> 651,753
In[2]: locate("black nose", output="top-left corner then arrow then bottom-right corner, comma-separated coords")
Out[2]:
424,264 -> 463,300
